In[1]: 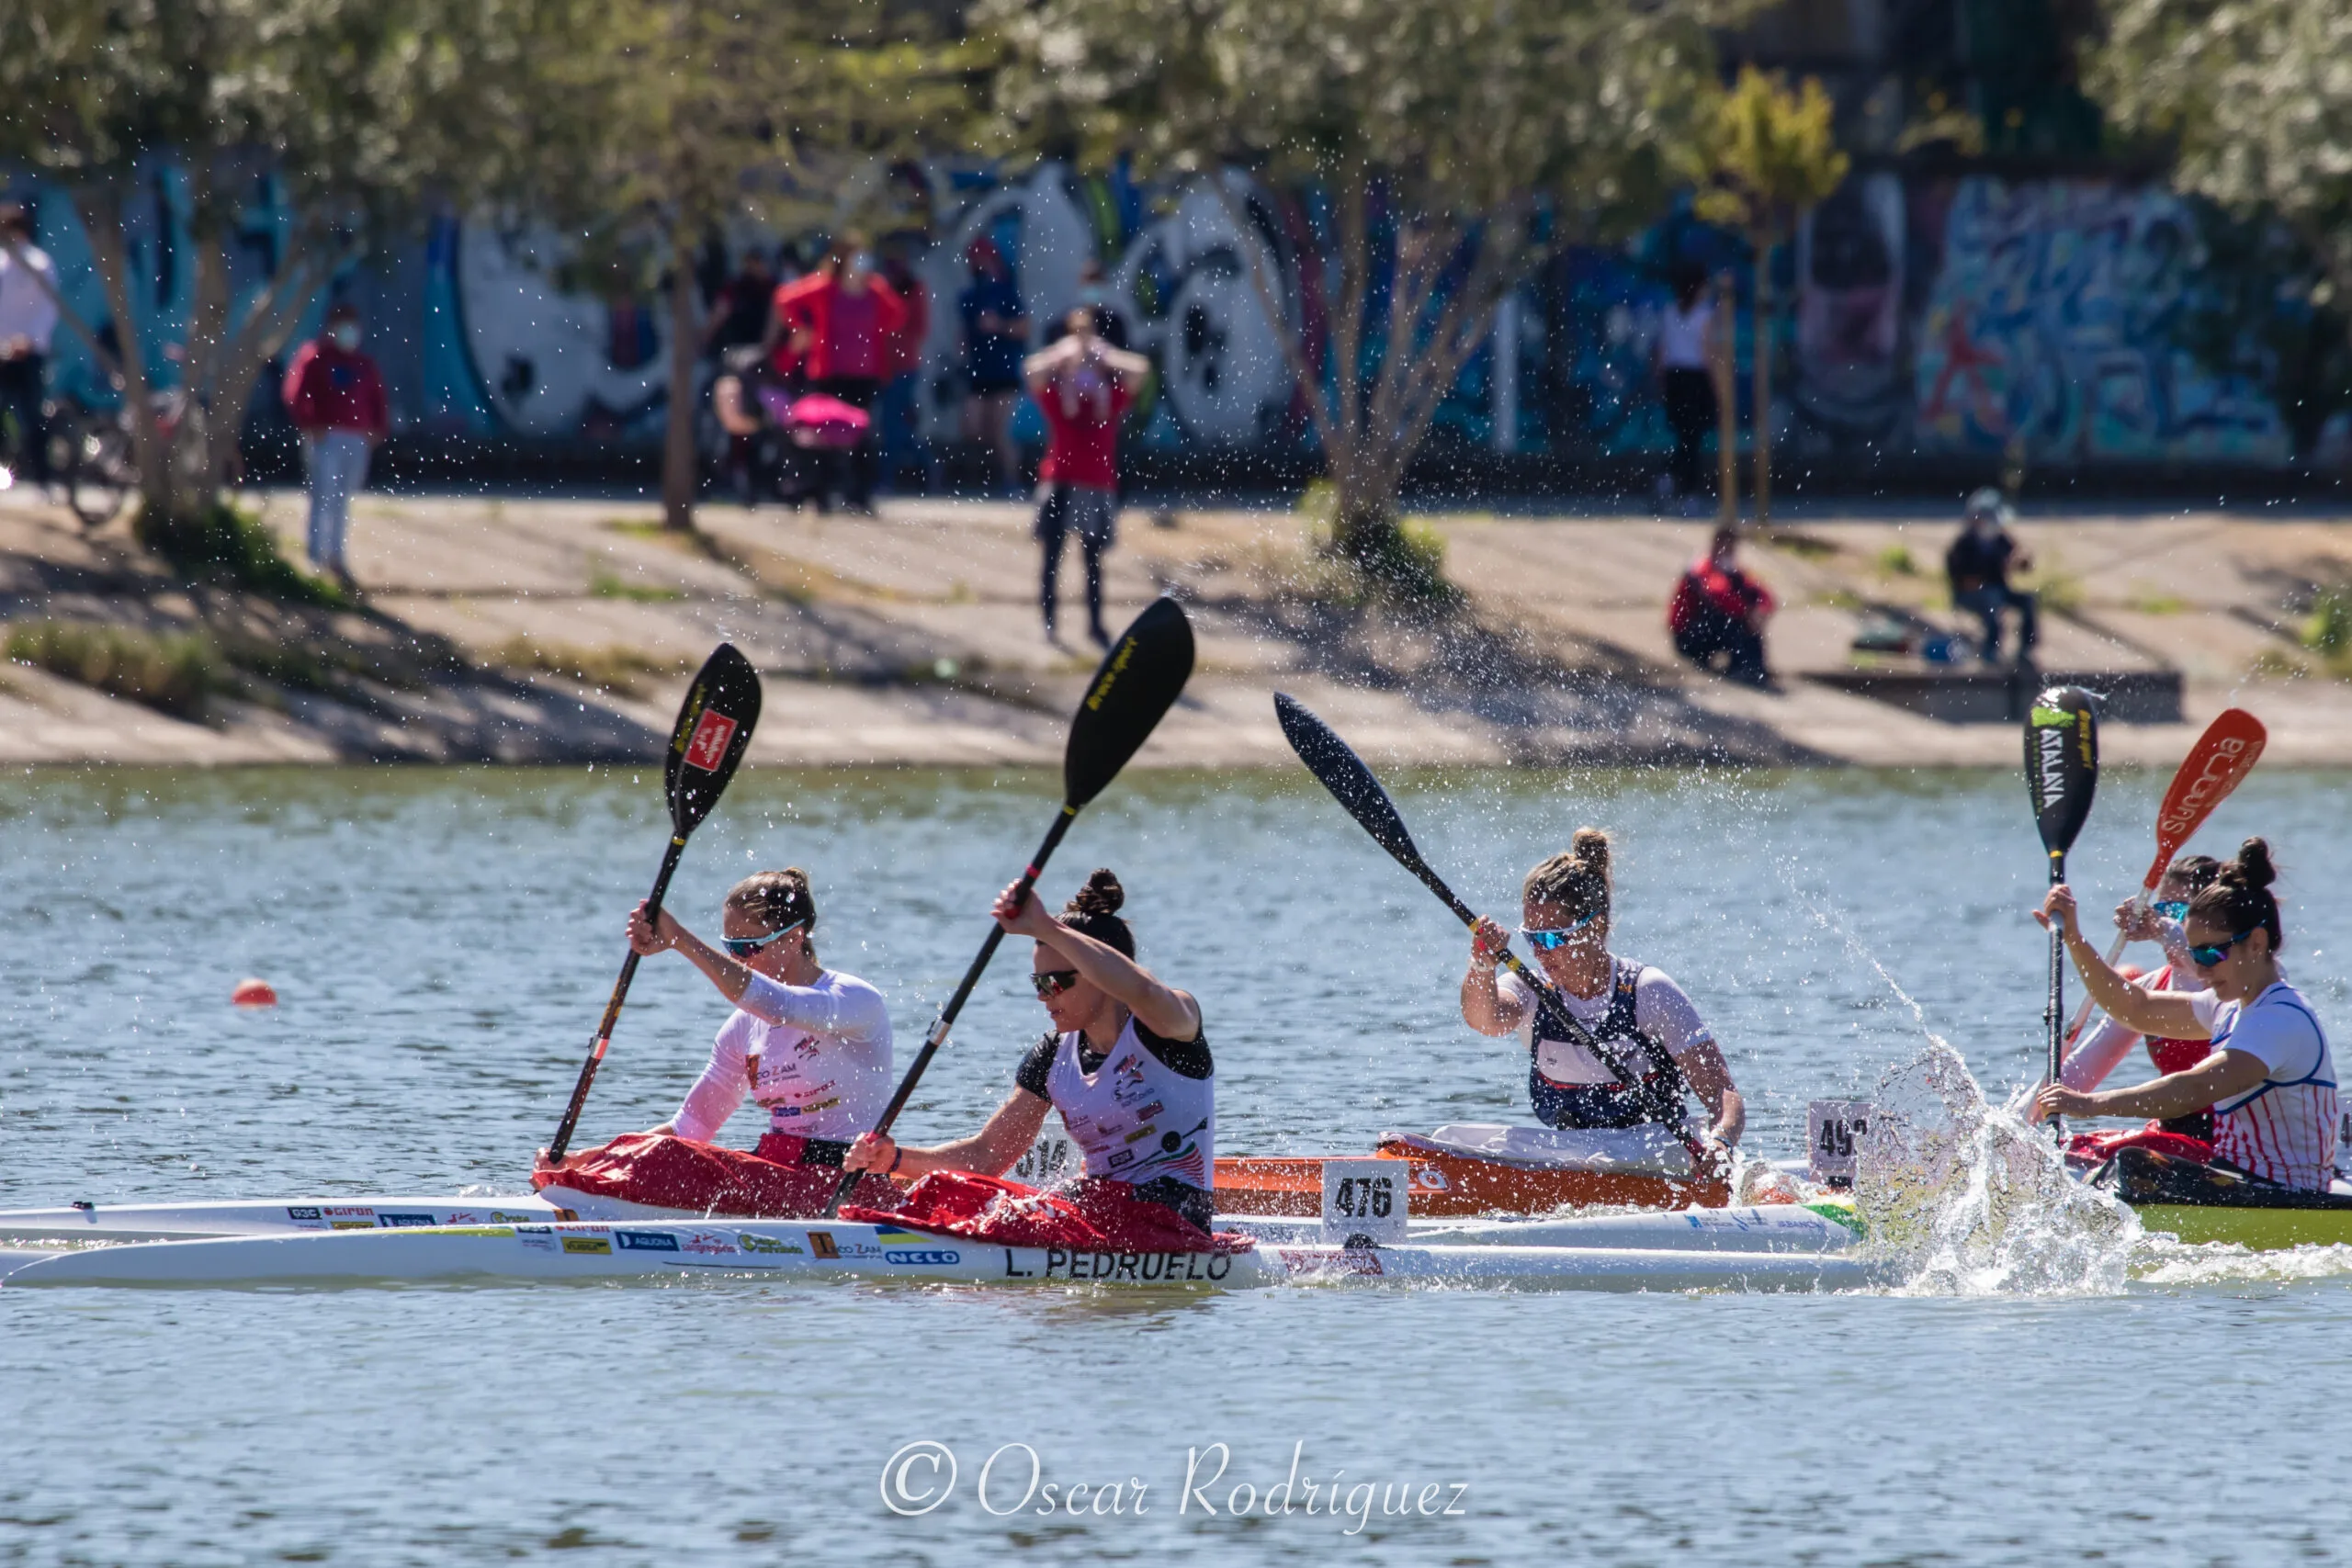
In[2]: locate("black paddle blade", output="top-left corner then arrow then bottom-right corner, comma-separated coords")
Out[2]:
663,644 -> 763,836
1064,596 -> 1194,808
2025,684 -> 2098,857
1273,692 -> 1426,874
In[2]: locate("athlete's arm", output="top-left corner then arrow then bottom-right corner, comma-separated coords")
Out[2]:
1640,972 -> 1743,1146
995,883 -> 1201,1042
627,900 -> 764,1006
843,1088 -> 1053,1179
1461,917 -> 1528,1036
1676,1042 -> 1745,1147
2039,886 -> 2208,1042
661,1014 -> 753,1142
2060,1011 -> 2142,1092
2037,1049 -> 2268,1123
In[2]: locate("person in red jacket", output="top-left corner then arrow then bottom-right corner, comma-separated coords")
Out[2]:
1026,309 -> 1150,646
1667,526 -> 1776,687
279,302 -> 388,587
765,235 -> 905,512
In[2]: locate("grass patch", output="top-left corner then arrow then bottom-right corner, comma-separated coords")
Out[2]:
138,502 -> 353,609
1874,544 -> 1917,576
2128,586 -> 2188,615
2024,552 -> 2084,616
1767,529 -> 1839,560
1819,587 -> 1866,612
1294,481 -> 1458,606
492,637 -> 685,697
6,619 -> 221,716
2303,583 -> 2352,676
2249,648 -> 2311,681
588,566 -> 686,603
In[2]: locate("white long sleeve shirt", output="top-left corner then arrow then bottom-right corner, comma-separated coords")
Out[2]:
0,243 -> 60,354
670,969 -> 893,1143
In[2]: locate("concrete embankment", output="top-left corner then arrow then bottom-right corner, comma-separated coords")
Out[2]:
4,490 -> 2351,768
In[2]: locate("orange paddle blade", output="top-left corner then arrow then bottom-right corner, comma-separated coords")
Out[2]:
2144,708 -> 2267,888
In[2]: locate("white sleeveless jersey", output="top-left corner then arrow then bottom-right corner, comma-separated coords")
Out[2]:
1045,1017 -> 1215,1191
2198,982 -> 2337,1190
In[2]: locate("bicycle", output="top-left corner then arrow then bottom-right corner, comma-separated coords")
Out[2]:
0,392 -> 135,529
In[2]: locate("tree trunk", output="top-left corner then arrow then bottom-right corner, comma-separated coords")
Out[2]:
1751,254 -> 1772,529
1713,272 -> 1738,525
661,251 -> 700,532
1325,441 -> 1398,563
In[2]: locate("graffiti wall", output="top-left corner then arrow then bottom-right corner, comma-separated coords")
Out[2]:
11,164 -> 2312,472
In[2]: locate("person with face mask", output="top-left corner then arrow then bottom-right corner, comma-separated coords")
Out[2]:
278,302 -> 388,587
1946,488 -> 2038,664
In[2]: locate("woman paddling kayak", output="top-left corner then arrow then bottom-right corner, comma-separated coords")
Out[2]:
1462,829 -> 1745,1154
533,869 -> 899,1214
845,869 -> 1219,1234
2036,839 -> 2338,1191
2060,853 -> 2222,1139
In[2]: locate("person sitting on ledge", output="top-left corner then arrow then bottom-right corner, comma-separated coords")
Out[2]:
1668,525 -> 1776,688
1946,488 -> 2038,665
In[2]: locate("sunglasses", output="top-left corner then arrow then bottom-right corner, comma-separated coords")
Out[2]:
1520,910 -> 1600,952
2153,900 -> 2189,922
1031,969 -> 1082,999
722,919 -> 806,959
2187,928 -> 2258,968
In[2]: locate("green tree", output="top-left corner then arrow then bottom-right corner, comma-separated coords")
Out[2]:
557,0 -> 976,531
0,0 -> 575,567
983,0 -> 1721,590
1689,67 -> 1849,525
2091,0 -> 2352,459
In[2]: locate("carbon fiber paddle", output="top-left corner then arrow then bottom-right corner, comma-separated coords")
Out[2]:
546,644 -> 763,1162
826,596 -> 1196,1215
2025,685 -> 2098,1139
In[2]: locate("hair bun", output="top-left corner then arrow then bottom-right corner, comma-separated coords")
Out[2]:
1067,868 -> 1125,919
2227,838 -> 2277,891
1569,827 -> 1612,883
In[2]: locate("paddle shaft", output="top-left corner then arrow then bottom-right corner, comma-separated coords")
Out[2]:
826,807 -> 1077,1215
548,833 -> 688,1163
2045,848 -> 2067,1142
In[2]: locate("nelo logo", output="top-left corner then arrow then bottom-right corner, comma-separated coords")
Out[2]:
682,708 -> 738,772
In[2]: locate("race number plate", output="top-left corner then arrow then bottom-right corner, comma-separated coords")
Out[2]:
1012,1134 -> 1079,1187
1807,1100 -> 1873,1187
1320,1158 -> 1408,1246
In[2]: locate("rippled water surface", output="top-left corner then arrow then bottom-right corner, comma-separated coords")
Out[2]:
5,763 -> 2351,1565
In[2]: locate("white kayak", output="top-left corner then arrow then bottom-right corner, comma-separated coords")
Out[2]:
0,1195 -> 568,1243
1,1206 -> 1872,1292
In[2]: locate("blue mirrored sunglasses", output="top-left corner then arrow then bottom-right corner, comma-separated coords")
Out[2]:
1520,910 -> 1600,951
2152,899 -> 2189,922
2187,927 -> 2257,968
723,919 -> 806,959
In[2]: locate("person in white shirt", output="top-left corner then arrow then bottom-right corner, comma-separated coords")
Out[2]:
623,868 -> 894,1154
0,204 -> 62,491
1461,827 -> 1745,1155
1650,261 -> 1716,514
2038,839 -> 2336,1190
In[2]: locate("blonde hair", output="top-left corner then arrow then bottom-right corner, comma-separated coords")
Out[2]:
1522,828 -> 1612,925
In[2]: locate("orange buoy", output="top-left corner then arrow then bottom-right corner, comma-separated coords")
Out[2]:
232,977 -> 278,1008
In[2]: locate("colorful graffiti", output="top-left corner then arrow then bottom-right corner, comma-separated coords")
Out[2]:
1907,179 -> 2288,462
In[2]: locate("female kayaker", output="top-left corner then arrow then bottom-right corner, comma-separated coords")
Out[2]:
1462,829 -> 1745,1153
2060,853 -> 2222,1138
2036,839 -> 2338,1190
626,868 -> 894,1148
843,869 -> 1216,1231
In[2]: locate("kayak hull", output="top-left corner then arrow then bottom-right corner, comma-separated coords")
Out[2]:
2101,1146 -> 2352,1251
0,1196 -> 567,1243
1213,1143 -> 1730,1218
2129,1202 -> 2352,1251
1,1211 -> 1871,1293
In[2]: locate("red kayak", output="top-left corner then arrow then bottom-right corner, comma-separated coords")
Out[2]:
1214,1125 -> 1732,1218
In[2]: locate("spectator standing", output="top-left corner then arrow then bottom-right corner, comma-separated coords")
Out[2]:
279,302 -> 388,588
1945,487 -> 2039,664
1026,309 -> 1149,647
1652,262 -> 1715,515
1668,525 -> 1776,686
769,235 -> 905,513
701,248 -> 775,360
875,244 -> 937,495
958,237 -> 1028,495
0,204 -> 61,492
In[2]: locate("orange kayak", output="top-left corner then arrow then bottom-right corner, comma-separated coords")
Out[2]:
1215,1126 -> 1732,1218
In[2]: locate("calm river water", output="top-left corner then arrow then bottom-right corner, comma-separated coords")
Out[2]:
4,764 -> 2350,1565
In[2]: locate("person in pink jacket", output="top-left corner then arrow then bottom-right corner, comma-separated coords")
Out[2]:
280,302 -> 388,586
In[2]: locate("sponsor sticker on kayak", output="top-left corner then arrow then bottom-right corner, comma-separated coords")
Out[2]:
736,1233 -> 802,1256
561,1236 -> 613,1255
681,708 -> 738,772
885,1249 -> 961,1266
285,1206 -> 322,1222
616,1230 -> 680,1252
377,1213 -> 438,1228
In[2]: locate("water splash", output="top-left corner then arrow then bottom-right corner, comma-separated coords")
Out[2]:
1854,1040 -> 2140,1295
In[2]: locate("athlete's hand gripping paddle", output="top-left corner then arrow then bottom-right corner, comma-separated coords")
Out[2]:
545,645 -> 763,1163
2025,686 -> 2098,1140
826,597 -> 1195,1215
1272,693 -> 1716,1179
2060,707 -> 2266,1046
